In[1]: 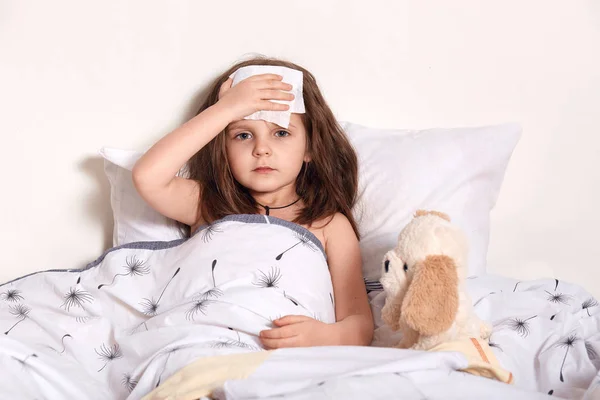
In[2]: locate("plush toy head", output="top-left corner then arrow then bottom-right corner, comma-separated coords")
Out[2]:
380,210 -> 468,338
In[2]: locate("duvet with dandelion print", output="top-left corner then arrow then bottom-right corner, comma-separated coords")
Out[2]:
368,274 -> 600,400
0,214 -> 335,399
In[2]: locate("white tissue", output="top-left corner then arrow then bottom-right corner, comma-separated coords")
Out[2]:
229,65 -> 305,128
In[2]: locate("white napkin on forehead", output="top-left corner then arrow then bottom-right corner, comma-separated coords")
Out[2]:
229,65 -> 305,128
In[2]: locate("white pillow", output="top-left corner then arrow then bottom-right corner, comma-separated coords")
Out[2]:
99,147 -> 185,246
100,121 -> 520,277
342,121 -> 520,279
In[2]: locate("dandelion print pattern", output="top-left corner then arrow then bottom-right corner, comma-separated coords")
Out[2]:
201,287 -> 223,300
154,345 -> 190,388
488,339 -> 503,352
139,267 -> 180,316
5,304 -> 31,335
275,232 -> 318,260
555,334 -> 579,382
496,315 -> 537,338
58,334 -> 72,354
210,328 -> 258,350
198,223 -> 222,243
47,334 -> 72,354
129,321 -> 149,335
283,290 -> 307,309
75,315 -> 99,324
140,298 -> 159,317
474,291 -> 500,307
61,287 -> 93,312
98,255 -> 150,289
95,343 -> 123,372
582,298 -> 598,316
202,259 -> 223,299
0,289 -> 24,302
545,291 -> 571,305
12,353 -> 37,369
185,298 -> 214,321
211,338 -> 257,350
509,316 -> 536,337
122,374 -> 138,393
253,266 -> 282,288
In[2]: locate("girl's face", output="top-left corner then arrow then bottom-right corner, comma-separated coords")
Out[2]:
224,113 -> 311,199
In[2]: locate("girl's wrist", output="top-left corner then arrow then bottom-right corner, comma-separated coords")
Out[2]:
210,101 -> 237,126
326,321 -> 344,345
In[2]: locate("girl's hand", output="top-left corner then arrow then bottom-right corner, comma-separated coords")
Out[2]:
259,315 -> 339,349
216,74 -> 295,123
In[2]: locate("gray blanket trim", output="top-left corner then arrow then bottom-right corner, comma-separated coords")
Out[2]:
191,214 -> 325,256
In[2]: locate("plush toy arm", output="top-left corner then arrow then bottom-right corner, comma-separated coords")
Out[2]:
381,297 -> 402,331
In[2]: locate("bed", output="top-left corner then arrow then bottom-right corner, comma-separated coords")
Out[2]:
1,121 -> 598,400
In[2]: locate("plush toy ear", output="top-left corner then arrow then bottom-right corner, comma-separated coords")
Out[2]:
414,209 -> 451,222
401,255 -> 459,336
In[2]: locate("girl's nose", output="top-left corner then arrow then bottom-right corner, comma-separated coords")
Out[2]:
253,137 -> 271,156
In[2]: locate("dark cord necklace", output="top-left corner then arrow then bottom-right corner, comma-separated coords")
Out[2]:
256,197 -> 301,216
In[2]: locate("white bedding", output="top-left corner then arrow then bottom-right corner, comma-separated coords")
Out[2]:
208,274 -> 600,399
0,214 -> 598,399
0,215 -> 335,399
368,275 -> 600,400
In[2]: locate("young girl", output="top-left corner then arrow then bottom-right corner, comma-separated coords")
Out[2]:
132,56 -> 373,349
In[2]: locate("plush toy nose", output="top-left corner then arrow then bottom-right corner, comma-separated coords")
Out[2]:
384,259 -> 390,273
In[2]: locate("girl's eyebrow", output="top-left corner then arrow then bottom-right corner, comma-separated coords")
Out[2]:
229,122 -> 295,130
226,124 -> 253,132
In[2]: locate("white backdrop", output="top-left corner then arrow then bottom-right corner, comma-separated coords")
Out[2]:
1,0 -> 599,298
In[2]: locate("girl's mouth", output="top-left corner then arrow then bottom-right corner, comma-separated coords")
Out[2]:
253,167 -> 274,173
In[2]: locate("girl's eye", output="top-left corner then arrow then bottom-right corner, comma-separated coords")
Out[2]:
275,130 -> 290,137
235,132 -> 252,140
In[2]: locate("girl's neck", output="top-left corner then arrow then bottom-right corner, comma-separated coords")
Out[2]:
255,197 -> 301,216
251,189 -> 302,218
251,188 -> 299,208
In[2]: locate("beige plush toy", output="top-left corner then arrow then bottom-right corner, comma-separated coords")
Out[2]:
380,210 -> 492,350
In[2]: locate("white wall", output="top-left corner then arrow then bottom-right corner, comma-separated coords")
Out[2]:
1,0 -> 599,298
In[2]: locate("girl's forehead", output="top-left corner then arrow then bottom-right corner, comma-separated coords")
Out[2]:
228,114 -> 304,131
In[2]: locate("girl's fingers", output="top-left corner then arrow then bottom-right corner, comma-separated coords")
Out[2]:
249,73 -> 284,82
252,79 -> 292,91
218,77 -> 233,99
261,90 -> 295,101
268,80 -> 293,91
259,325 -> 296,339
260,336 -> 298,349
273,315 -> 311,326
260,100 -> 290,111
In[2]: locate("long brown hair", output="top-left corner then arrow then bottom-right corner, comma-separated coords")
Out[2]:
182,56 -> 360,239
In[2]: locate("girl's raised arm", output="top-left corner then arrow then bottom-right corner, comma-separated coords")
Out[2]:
132,104 -> 232,226
132,74 -> 293,226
